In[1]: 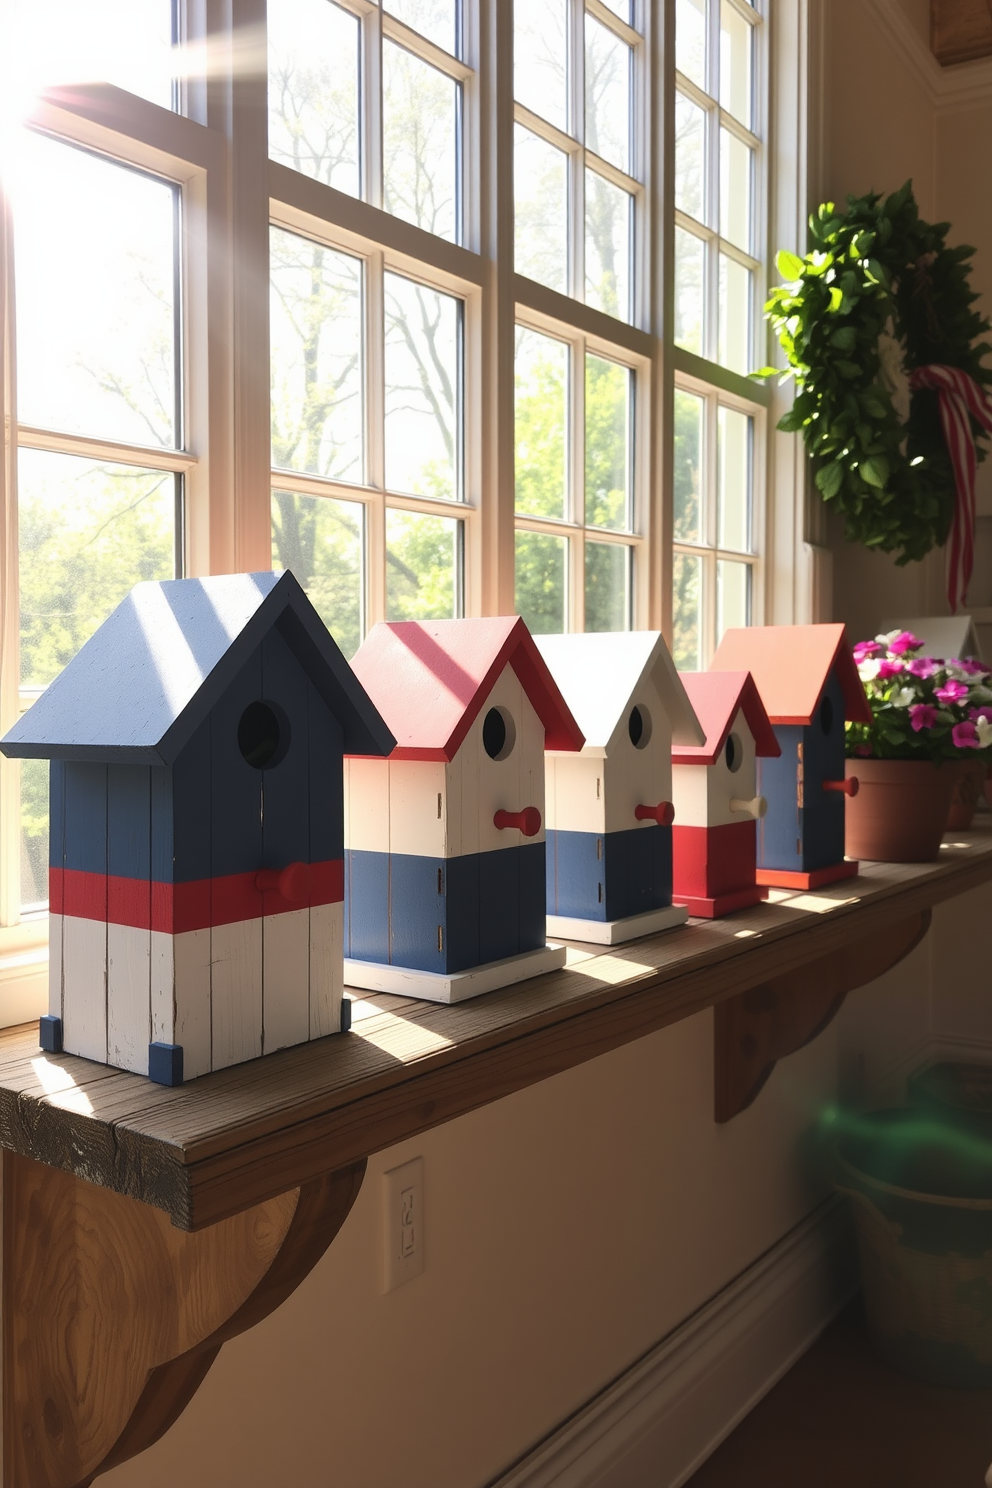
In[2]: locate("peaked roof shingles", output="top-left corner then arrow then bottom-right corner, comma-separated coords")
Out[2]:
671,671 -> 780,764
710,623 -> 871,726
348,617 -> 584,760
1,571 -> 395,764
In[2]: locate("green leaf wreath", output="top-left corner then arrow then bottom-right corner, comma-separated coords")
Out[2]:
757,181 -> 992,565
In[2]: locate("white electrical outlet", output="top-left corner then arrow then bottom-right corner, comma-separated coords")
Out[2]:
382,1157 -> 424,1292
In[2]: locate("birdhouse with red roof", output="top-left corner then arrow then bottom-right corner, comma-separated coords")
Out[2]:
0,572 -> 395,1085
342,617 -> 584,1002
532,632 -> 704,944
671,671 -> 780,917
710,624 -> 871,890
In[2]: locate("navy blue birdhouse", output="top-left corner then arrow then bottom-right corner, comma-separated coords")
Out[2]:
0,571 -> 394,1084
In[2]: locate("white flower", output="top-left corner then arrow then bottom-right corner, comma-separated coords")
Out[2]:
859,658 -> 882,681
977,718 -> 992,749
890,687 -> 916,709
875,630 -> 902,648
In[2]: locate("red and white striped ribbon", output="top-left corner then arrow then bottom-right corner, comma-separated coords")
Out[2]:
908,364 -> 992,613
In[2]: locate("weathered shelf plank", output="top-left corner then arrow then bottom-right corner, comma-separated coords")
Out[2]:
2,831 -> 992,1229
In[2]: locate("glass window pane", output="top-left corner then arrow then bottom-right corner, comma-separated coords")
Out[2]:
385,0 -> 458,54
514,126 -> 568,295
718,406 -> 752,551
718,253 -> 752,374
585,15 -> 630,174
717,558 -> 750,641
676,0 -> 706,88
585,355 -> 630,531
384,273 -> 461,500
386,509 -> 460,620
268,0 -> 360,197
7,0 -> 175,110
270,227 -> 364,482
720,0 -> 752,127
675,92 -> 705,223
383,41 -> 459,242
672,552 -> 702,671
515,328 -> 568,520
675,227 -> 705,355
585,543 -> 631,632
18,448 -> 177,691
20,759 -> 49,912
514,0 -> 567,130
674,390 -> 704,544
720,129 -> 752,252
515,530 -> 567,634
585,171 -> 630,321
598,0 -> 631,21
14,133 -> 179,449
271,491 -> 363,658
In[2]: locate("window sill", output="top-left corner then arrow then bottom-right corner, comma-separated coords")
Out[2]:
0,916 -> 48,1030
1,829 -> 991,1230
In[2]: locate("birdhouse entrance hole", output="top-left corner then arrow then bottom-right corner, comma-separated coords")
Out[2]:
725,732 -> 743,772
238,700 -> 290,769
819,695 -> 834,734
483,706 -> 515,760
628,705 -> 652,748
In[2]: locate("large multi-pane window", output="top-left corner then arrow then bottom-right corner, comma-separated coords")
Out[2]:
0,1 -> 779,974
672,0 -> 765,666
513,0 -> 644,635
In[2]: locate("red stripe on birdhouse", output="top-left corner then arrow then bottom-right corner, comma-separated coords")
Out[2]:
52,862 -> 344,933
672,820 -> 757,902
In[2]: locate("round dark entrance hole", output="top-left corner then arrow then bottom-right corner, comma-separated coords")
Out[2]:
238,701 -> 289,770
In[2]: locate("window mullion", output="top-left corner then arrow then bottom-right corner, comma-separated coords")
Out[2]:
0,189 -> 20,928
570,336 -> 586,631
364,5 -> 384,211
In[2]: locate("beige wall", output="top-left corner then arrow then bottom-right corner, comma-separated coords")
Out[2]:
823,0 -> 992,640
103,951 -> 936,1488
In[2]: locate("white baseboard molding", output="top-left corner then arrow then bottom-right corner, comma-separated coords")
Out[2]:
489,1197 -> 858,1488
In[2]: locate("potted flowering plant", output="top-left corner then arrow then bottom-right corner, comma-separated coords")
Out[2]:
844,629 -> 992,861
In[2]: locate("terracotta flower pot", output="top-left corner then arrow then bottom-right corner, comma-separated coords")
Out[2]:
844,758 -> 957,863
947,757 -> 988,831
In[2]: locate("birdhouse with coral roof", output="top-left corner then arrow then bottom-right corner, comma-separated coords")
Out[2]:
0,572 -> 395,1085
342,617 -> 584,1002
710,623 -> 871,890
671,670 -> 780,917
532,631 -> 704,944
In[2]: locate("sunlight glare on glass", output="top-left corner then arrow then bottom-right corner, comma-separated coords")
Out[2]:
13,132 -> 179,448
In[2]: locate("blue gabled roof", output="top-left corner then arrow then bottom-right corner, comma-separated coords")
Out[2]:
0,571 -> 396,764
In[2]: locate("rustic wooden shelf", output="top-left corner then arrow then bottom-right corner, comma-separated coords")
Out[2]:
4,828 -> 992,1232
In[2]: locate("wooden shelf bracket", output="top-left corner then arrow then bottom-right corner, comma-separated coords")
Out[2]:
713,910 -> 932,1123
0,1152 -> 365,1488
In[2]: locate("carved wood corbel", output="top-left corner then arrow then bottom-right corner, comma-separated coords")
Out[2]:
714,910 -> 932,1122
1,1150 -> 365,1487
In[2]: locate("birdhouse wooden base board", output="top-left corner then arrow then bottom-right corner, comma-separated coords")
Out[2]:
754,861 -> 859,891
545,903 -> 688,945
343,943 -> 566,1004
672,885 -> 768,919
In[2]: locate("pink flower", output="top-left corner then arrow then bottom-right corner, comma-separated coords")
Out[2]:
853,743 -> 873,756
877,659 -> 905,680
952,721 -> 981,750
888,631 -> 923,657
909,704 -> 938,732
906,657 -> 938,679
957,658 -> 988,675
970,706 -> 992,724
935,679 -> 970,704
853,640 -> 883,663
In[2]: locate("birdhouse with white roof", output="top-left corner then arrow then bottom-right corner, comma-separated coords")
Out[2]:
711,624 -> 871,890
671,670 -> 780,917
343,617 -> 584,1003
533,631 -> 704,945
0,572 -> 395,1085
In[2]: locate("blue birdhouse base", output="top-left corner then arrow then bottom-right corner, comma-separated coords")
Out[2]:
754,859 -> 859,892
546,902 -> 688,946
343,942 -> 567,1005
